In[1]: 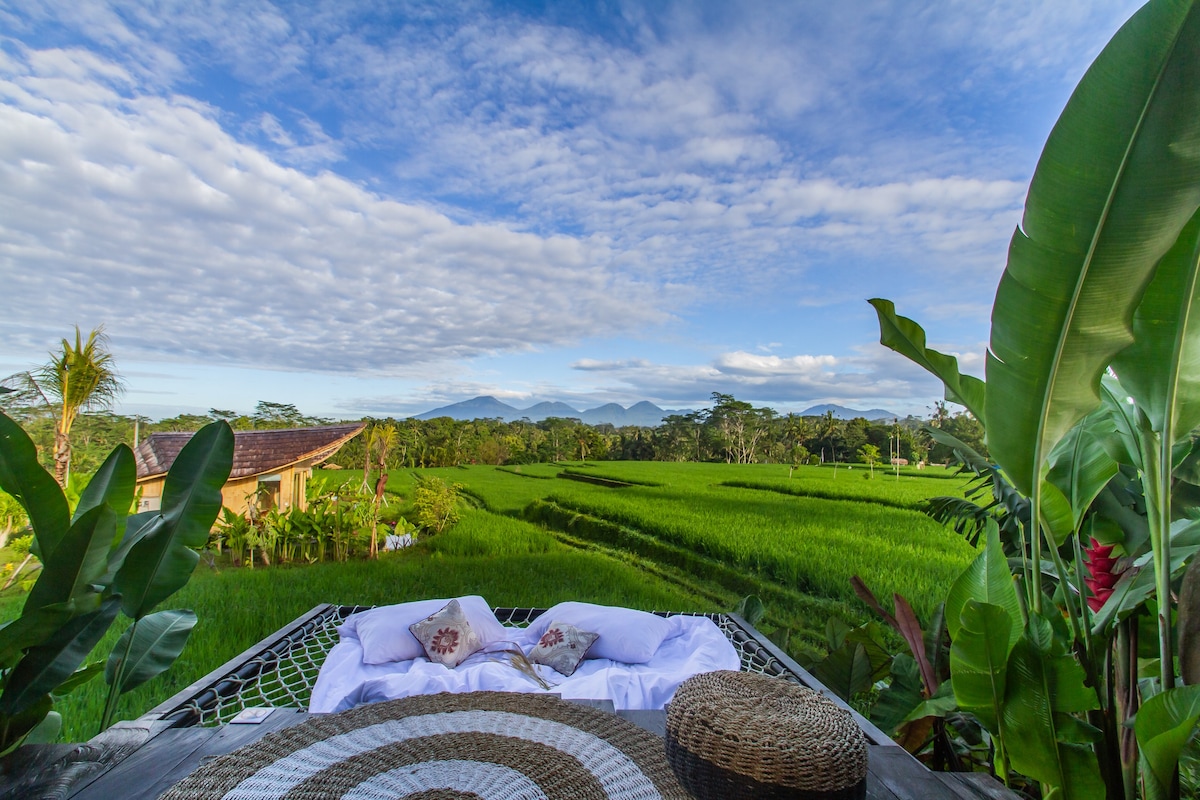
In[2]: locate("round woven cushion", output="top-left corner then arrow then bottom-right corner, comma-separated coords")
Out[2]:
665,670 -> 868,800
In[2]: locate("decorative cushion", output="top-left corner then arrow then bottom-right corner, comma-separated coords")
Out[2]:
525,602 -> 671,664
409,599 -> 485,667
346,596 -> 507,665
528,621 -> 600,676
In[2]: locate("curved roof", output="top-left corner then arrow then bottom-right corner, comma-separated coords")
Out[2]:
135,423 -> 365,481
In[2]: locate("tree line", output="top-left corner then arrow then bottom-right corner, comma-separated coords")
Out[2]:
4,390 -> 986,476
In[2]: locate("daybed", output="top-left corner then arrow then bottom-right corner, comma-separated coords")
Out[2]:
310,596 -> 741,714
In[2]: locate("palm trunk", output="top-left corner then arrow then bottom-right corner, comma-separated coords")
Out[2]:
53,430 -> 70,487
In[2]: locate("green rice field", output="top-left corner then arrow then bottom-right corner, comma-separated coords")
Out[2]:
6,460 -> 976,742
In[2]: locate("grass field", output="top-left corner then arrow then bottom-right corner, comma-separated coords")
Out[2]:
363,462 -> 975,617
5,460 -> 975,742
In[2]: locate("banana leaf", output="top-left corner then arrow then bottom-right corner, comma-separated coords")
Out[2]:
812,642 -> 876,702
1045,407 -> 1120,537
1135,684 -> 1200,798
1112,210 -> 1200,449
985,0 -> 1200,498
105,609 -> 196,695
950,600 -> 1013,732
25,505 -> 115,614
946,521 -> 1023,649
114,421 -> 232,619
0,596 -> 121,716
0,411 -> 68,557
872,653 -> 925,735
1002,614 -> 1104,800
72,444 -> 135,545
868,299 -> 986,422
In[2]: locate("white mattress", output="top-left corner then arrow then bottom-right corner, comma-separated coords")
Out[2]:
310,613 -> 740,714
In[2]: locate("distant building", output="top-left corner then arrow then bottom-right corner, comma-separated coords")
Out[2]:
134,423 -> 364,514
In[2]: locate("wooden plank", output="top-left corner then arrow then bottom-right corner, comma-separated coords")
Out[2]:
140,709 -> 312,797
70,728 -> 216,800
618,709 -> 666,738
864,770 -> 904,800
0,743 -> 76,800
937,771 -> 1022,800
868,747 -> 975,800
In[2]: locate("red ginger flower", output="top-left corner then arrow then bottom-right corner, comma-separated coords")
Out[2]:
1084,537 -> 1121,613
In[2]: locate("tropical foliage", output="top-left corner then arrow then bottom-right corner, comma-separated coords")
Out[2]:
0,410 -> 231,752
3,326 -> 124,486
869,2 -> 1200,797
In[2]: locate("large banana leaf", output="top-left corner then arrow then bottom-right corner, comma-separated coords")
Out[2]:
950,600 -> 1013,732
24,505 -> 115,614
72,444 -> 135,545
1045,407 -> 1120,536
0,411 -> 68,556
945,521 -> 1023,649
0,606 -> 73,669
0,596 -> 121,717
985,0 -> 1200,498
114,421 -> 232,619
1002,615 -> 1104,800
868,299 -> 987,422
1112,210 -> 1200,447
1135,684 -> 1200,799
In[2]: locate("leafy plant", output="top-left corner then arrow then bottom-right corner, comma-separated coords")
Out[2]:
869,1 -> 1200,797
413,475 -> 463,535
0,410 -> 232,750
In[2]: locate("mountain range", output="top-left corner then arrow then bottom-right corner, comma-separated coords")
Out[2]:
414,397 -> 899,426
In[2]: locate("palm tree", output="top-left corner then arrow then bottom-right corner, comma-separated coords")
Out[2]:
21,326 -> 124,486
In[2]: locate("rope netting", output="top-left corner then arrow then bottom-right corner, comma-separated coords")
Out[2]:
156,606 -> 804,727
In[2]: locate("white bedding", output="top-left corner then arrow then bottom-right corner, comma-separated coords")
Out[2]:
310,613 -> 739,714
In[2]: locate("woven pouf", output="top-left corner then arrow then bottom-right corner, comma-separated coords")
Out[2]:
665,670 -> 868,800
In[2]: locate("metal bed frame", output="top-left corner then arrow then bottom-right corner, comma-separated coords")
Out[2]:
136,604 -> 894,746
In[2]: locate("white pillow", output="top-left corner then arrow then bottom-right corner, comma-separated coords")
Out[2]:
524,602 -> 671,664
349,596 -> 508,665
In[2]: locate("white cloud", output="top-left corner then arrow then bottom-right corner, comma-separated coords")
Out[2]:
0,49 -> 664,372
564,344 -> 977,412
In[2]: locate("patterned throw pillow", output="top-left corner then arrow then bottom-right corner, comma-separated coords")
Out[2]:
528,620 -> 600,676
408,599 -> 484,668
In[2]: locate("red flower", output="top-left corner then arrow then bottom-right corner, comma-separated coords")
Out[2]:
539,628 -> 564,649
1084,538 -> 1122,613
431,627 -> 460,655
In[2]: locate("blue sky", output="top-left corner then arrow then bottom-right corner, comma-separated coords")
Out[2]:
0,0 -> 1145,421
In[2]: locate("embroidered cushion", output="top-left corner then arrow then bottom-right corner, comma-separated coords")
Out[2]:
528,621 -> 600,676
409,599 -> 485,668
525,601 -> 671,664
347,595 -> 506,665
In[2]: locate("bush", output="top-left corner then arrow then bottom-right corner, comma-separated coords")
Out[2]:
413,475 -> 463,535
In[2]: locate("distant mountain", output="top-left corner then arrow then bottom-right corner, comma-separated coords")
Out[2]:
799,403 -> 899,422
415,396 -> 521,421
523,401 -> 582,420
414,396 -> 681,426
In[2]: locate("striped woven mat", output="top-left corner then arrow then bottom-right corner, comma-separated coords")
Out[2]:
159,691 -> 689,799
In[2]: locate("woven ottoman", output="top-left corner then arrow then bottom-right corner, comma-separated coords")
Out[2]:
665,670 -> 868,799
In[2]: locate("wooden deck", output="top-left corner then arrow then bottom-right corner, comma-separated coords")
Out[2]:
0,605 -> 1022,799
2,704 -> 1018,800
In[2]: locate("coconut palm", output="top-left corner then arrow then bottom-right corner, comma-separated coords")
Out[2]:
21,326 -> 124,486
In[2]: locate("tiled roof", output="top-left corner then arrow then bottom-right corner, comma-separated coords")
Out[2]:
135,423 -> 365,480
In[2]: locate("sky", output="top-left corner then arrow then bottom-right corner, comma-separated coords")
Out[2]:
0,0 -> 1146,421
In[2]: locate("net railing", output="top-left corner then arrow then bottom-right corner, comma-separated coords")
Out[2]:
148,605 -> 819,728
